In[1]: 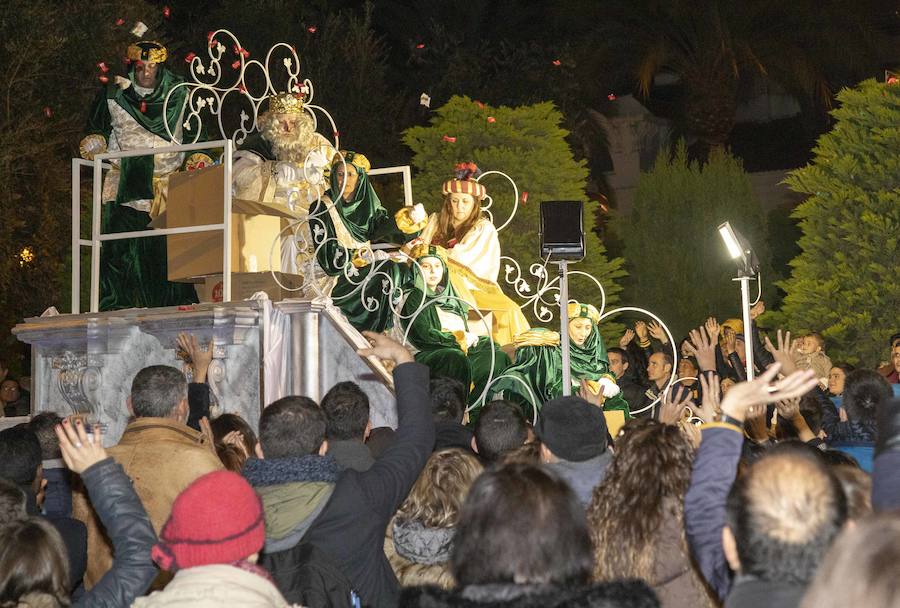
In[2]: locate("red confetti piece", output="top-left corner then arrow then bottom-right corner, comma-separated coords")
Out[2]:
97,62 -> 109,73
162,5 -> 171,18
552,59 -> 561,66
333,131 -> 340,139
889,76 -> 899,85
239,84 -> 247,93
474,100 -> 485,109
442,135 -> 457,143
140,101 -> 147,113
42,107 -> 52,118
231,60 -> 242,69
607,93 -> 617,101
98,75 -> 109,84
415,43 -> 425,49
307,26 -> 317,33
487,116 -> 496,123
207,32 -> 217,47
232,45 -> 249,58
115,18 -> 125,26
521,191 -> 529,205
184,52 -> 196,63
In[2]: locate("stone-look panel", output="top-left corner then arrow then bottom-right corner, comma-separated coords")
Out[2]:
13,298 -> 399,445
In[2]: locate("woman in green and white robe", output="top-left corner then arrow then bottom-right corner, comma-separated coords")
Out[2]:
399,245 -> 510,415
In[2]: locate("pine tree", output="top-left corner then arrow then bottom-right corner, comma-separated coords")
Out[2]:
403,96 -> 627,340
616,143 -> 772,339
769,79 -> 900,366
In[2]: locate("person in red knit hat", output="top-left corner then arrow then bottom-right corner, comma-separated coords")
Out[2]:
133,470 -> 300,607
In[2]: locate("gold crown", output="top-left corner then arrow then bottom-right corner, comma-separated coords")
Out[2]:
127,41 -> 168,64
333,150 -> 371,174
268,93 -> 305,114
567,302 -> 601,325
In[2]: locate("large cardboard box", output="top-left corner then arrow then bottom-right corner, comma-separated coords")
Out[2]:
161,165 -> 291,281
197,272 -> 304,303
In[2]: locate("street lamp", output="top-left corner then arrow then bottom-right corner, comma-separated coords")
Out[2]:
718,221 -> 758,380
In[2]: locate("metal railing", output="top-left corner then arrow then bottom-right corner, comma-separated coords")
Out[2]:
71,139 -> 234,313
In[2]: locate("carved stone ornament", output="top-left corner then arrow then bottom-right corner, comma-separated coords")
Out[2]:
52,351 -> 102,415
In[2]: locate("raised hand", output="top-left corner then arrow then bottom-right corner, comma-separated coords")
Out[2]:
745,403 -> 770,443
358,331 -> 414,365
704,317 -> 720,342
763,329 -> 799,376
691,372 -> 721,422
177,332 -> 214,383
720,364 -> 817,422
750,300 -> 766,321
723,327 -> 737,355
685,326 -> 717,372
618,328 -> 636,349
775,397 -> 801,421
55,419 -> 107,474
660,385 -> 694,426
635,321 -> 649,341
648,321 -> 668,344
578,379 -> 606,408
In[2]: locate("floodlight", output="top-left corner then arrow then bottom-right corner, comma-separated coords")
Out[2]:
717,221 -> 759,277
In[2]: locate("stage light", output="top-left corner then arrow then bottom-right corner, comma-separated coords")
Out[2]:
717,221 -> 758,380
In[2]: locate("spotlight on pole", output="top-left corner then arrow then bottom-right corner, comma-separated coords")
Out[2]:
718,221 -> 758,380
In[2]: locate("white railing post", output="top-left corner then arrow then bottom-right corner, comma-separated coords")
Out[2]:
89,157 -> 103,313
223,139 -> 233,302
71,159 -> 81,314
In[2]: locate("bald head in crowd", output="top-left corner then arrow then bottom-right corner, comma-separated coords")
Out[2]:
724,444 -> 847,585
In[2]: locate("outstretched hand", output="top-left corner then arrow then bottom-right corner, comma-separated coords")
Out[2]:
660,385 -> 694,426
619,329 -> 636,349
177,332 -> 214,383
720,364 -> 817,423
763,329 -> 799,376
685,326 -> 717,372
691,372 -> 721,422
358,331 -> 414,365
55,419 -> 108,474
648,321 -> 668,344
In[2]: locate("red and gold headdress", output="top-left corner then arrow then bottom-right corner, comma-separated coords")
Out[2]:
442,162 -> 486,200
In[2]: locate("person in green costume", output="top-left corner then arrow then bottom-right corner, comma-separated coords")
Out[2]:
80,41 -> 212,310
491,302 -> 630,421
308,150 -> 426,332
399,244 -> 510,414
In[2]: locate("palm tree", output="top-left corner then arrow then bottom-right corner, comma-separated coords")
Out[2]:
600,0 -> 890,155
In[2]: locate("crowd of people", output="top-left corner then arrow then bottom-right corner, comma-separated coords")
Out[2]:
0,314 -> 898,608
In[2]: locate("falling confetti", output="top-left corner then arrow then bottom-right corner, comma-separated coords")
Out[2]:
162,5 -> 171,18
333,131 -> 340,139
207,32 -> 218,47
419,93 -> 431,108
307,26 -> 317,33
98,75 -> 109,84
474,100 -> 485,109
521,191 -> 529,205
97,62 -> 109,73
231,60 -> 241,69
607,93 -> 617,100
184,52 -> 197,63
552,59 -> 561,66
442,135 -> 457,143
131,21 -> 148,37
415,43 -> 425,49
42,107 -> 52,118
487,116 -> 496,123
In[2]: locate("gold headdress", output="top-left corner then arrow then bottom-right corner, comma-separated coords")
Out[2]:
127,41 -> 168,64
410,243 -> 448,263
567,302 -> 601,325
267,92 -> 305,115
333,150 -> 371,174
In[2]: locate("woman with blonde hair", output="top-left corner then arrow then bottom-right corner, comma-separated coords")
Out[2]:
587,418 -> 715,608
386,448 -> 483,588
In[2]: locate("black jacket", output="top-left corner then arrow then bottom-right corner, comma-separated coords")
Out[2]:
73,457 -> 157,608
279,362 -> 435,607
399,580 -> 660,608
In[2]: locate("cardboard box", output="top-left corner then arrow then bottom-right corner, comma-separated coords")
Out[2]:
197,272 -> 305,303
160,165 -> 295,281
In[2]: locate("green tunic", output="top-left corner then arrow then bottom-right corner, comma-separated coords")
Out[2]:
400,253 -> 510,415
492,325 -> 630,421
309,162 -> 415,332
86,66 -> 201,310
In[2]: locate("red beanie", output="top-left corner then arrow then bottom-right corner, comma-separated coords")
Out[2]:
151,470 -> 265,571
